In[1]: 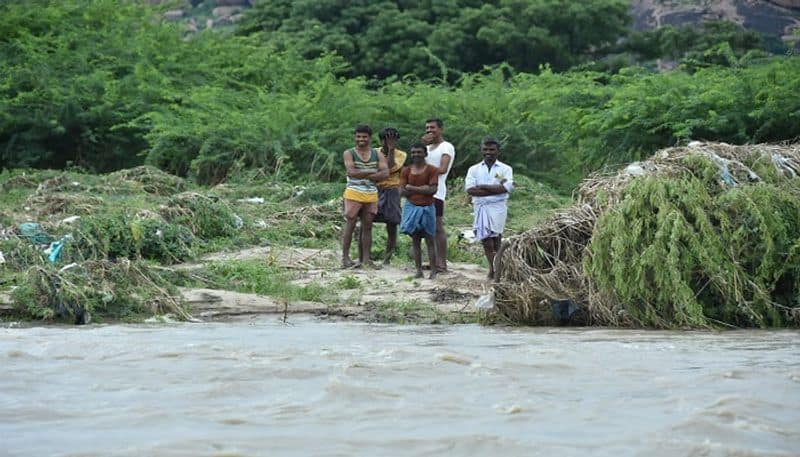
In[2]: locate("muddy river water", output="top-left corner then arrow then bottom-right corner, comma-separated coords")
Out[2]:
2,317 -> 798,456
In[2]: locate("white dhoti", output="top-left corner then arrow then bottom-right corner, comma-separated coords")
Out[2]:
473,200 -> 507,241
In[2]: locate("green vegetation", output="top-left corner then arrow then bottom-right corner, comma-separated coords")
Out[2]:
11,260 -> 187,323
607,20 -> 775,73
192,260 -> 337,303
0,168 -> 343,322
587,150 -> 800,328
2,1 -> 798,193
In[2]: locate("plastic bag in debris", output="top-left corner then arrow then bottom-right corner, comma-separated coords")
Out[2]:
44,234 -> 73,263
0,251 -> 5,264
550,298 -> 579,322
475,292 -> 495,310
18,222 -> 52,245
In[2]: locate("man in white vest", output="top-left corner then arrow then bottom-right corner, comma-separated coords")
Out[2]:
422,118 -> 455,273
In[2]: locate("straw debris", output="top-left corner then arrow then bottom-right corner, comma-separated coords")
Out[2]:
25,193 -> 104,217
106,165 -> 187,195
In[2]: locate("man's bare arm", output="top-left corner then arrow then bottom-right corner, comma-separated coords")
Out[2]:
405,183 -> 437,195
467,184 -> 507,196
344,150 -> 377,178
436,154 -> 452,175
368,152 -> 389,182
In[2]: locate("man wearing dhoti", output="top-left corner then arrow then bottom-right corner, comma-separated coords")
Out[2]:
465,138 -> 514,280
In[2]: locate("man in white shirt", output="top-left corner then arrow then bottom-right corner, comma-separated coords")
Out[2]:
465,137 -> 514,280
423,118 -> 455,273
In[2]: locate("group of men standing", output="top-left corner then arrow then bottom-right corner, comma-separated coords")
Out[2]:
341,118 -> 513,280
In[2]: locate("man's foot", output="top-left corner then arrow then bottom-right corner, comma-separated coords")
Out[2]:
363,260 -> 382,270
487,270 -> 494,280
429,270 -> 437,280
341,258 -> 356,269
414,270 -> 424,278
435,267 -> 450,275
382,253 -> 392,265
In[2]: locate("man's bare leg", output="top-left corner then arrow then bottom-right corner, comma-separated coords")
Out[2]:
359,212 -> 376,266
411,235 -> 423,278
383,223 -> 397,264
342,216 -> 359,268
435,215 -> 448,272
356,224 -> 362,265
425,234 -> 437,280
482,235 -> 502,279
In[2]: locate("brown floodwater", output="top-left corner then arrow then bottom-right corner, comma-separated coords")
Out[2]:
2,317 -> 798,456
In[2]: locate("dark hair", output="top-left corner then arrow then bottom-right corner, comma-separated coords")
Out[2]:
409,142 -> 427,154
425,118 -> 443,128
379,127 -> 400,140
354,124 -> 372,135
481,137 -> 501,149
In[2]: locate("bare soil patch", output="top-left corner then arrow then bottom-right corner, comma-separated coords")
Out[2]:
178,246 -> 490,323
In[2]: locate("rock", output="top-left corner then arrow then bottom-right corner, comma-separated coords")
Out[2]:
216,0 -> 250,6
212,6 -> 242,18
631,0 -> 800,48
180,287 -> 327,319
768,0 -> 800,9
0,291 -> 14,314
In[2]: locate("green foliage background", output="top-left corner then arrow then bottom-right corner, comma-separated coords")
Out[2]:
1,0 -> 799,192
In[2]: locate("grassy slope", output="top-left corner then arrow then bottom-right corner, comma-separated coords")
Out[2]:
0,167 -> 569,323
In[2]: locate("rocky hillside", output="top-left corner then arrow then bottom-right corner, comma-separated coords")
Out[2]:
632,0 -> 800,48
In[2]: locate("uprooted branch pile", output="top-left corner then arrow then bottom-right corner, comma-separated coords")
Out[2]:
106,165 -> 187,195
11,259 -> 189,324
494,142 -> 800,328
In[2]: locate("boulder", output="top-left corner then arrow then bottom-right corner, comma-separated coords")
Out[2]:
216,0 -> 250,6
768,0 -> 800,8
212,6 -> 243,18
632,0 -> 800,48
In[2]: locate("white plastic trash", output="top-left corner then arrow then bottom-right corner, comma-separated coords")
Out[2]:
475,292 -> 495,310
59,215 -> 81,225
237,197 -> 265,204
0,251 -> 5,264
459,229 -> 477,243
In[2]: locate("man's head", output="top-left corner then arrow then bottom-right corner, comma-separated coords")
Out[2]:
379,127 -> 400,151
424,118 -> 444,144
481,137 -> 501,166
354,124 -> 372,149
409,142 -> 427,163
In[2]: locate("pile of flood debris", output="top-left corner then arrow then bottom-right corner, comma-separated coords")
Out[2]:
494,142 -> 800,328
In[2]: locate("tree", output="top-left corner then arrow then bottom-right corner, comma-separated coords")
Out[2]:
236,0 -> 631,80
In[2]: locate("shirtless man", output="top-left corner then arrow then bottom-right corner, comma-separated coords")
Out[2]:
341,124 -> 388,268
399,143 -> 438,279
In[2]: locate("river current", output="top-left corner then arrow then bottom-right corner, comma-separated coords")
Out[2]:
2,317 -> 798,456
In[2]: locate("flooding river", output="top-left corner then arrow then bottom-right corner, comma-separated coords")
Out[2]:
2,317 -> 798,457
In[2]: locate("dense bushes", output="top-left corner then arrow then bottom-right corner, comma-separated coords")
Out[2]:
1,1 -> 799,191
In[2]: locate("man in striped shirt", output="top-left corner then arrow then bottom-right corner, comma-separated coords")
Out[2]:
341,124 -> 388,269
